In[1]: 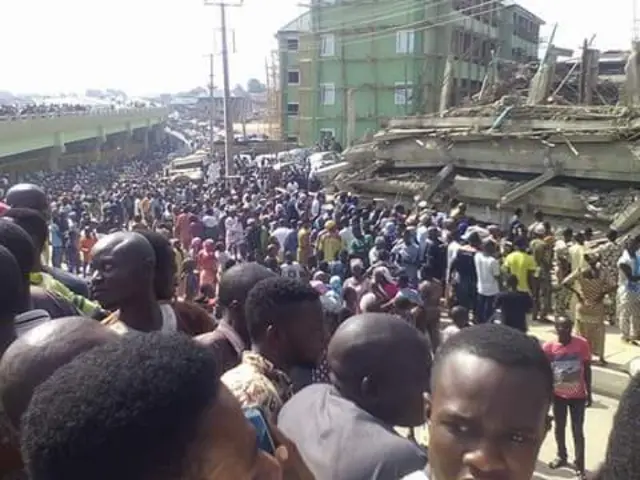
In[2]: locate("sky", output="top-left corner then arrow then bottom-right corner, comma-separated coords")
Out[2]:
0,0 -> 636,96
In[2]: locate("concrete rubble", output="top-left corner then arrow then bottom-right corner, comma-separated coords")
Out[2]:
333,102 -> 640,231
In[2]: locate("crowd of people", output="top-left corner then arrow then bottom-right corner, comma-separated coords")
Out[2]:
0,119 -> 636,480
0,101 -> 152,120
0,104 -> 90,119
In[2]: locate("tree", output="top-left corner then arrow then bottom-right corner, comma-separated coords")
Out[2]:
246,78 -> 266,93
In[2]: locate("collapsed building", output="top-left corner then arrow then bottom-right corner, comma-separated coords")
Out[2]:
329,41 -> 640,235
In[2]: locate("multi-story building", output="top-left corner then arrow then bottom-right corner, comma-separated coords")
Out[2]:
276,12 -> 312,143
276,0 -> 544,146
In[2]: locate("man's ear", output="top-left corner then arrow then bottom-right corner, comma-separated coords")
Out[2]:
424,392 -> 432,421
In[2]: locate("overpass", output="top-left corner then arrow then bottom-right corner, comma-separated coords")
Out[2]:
0,107 -> 169,175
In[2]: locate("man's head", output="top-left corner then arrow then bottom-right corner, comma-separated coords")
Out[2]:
0,317 -> 119,430
245,277 -> 325,370
3,208 -> 48,257
450,306 -> 469,329
90,232 -> 156,309
597,372 -> 640,479
217,263 -> 275,343
5,184 -> 49,219
21,333 -> 282,480
554,315 -> 573,345
428,324 -> 552,480
0,245 -> 23,326
0,219 -> 36,312
136,230 -> 177,301
328,313 -> 431,427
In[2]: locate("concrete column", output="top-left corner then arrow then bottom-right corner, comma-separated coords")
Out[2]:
47,146 -> 63,171
153,125 -> 163,144
49,133 -> 66,171
142,127 -> 150,153
122,127 -> 133,157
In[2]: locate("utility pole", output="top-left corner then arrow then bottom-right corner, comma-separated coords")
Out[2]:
265,57 -> 272,139
208,53 -> 215,159
204,0 -> 242,183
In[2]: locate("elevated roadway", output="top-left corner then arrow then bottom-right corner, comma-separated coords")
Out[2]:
0,107 -> 169,175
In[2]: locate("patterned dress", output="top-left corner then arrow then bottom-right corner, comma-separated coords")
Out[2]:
553,240 -> 572,317
597,241 -> 622,322
221,352 -> 293,421
565,268 -> 609,358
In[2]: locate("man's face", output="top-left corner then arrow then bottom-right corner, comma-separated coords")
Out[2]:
428,352 -> 549,480
195,385 -> 282,479
90,240 -> 139,309
279,300 -> 327,370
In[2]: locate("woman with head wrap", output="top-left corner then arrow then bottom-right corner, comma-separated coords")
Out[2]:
343,258 -> 371,313
189,237 -> 202,259
371,266 -> 399,305
562,252 -> 614,364
329,275 -> 343,297
196,239 -> 218,289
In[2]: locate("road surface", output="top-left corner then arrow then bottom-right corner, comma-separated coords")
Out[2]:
534,394 -> 617,479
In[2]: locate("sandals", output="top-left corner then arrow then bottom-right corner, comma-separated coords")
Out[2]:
548,458 -> 568,469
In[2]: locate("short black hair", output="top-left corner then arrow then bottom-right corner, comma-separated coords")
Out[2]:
433,324 -> 553,397
0,245 -> 25,321
135,230 -> 175,300
598,373 -> 640,479
245,276 -> 320,341
3,208 -> 48,251
217,262 -> 275,308
0,219 -> 36,277
21,333 -> 221,480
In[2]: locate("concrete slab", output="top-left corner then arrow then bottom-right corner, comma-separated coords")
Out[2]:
529,323 -> 635,399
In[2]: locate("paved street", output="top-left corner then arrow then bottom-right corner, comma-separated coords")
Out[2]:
534,394 -> 617,479
409,394 -> 617,479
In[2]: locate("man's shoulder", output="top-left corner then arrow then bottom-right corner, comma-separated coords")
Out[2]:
172,301 -> 215,335
42,266 -> 90,297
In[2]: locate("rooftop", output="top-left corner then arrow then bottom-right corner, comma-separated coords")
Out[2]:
276,10 -> 311,34
503,0 -> 546,26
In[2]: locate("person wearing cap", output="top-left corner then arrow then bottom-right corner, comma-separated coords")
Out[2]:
503,236 -> 537,296
316,220 -> 342,262
530,223 -> 553,322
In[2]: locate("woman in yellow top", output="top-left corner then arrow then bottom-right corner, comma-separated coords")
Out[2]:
316,220 -> 343,262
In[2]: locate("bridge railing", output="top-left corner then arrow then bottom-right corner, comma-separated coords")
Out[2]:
0,106 -> 168,122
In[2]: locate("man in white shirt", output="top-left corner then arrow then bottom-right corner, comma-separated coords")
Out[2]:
617,236 -> 640,342
271,219 -> 292,258
474,239 -> 501,323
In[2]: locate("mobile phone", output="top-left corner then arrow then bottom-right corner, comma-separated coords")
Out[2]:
243,406 -> 276,455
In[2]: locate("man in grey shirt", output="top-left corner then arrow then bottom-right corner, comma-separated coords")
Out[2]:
278,313 -> 431,480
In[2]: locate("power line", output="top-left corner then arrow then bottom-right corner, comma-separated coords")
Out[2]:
303,0 -> 445,34
295,0 -> 509,54
204,0 -> 243,182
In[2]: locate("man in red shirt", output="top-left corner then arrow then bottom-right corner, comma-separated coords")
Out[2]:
543,316 -> 592,479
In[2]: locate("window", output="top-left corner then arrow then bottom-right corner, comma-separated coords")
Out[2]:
287,103 -> 299,116
320,128 -> 335,139
286,38 -> 299,51
320,83 -> 336,105
287,70 -> 300,85
320,34 -> 335,56
396,30 -> 415,54
394,82 -> 413,105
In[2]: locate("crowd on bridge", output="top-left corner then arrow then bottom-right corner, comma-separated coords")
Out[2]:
0,104 -> 90,119
0,114 -> 639,480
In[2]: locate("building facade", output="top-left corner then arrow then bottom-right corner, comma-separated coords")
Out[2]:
277,0 -> 543,146
276,12 -> 312,143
